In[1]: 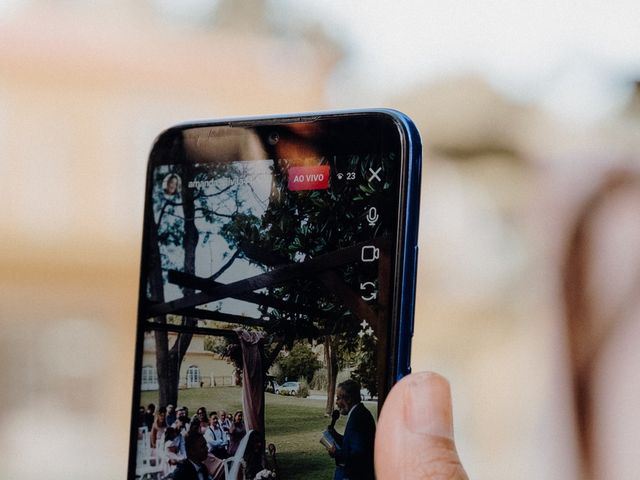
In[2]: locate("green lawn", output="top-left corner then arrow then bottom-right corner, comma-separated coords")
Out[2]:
140,387 -> 377,480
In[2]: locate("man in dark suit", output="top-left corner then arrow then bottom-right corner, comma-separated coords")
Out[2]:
328,379 -> 376,480
170,431 -> 210,480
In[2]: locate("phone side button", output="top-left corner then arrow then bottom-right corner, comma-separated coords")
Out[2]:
410,245 -> 419,337
408,245 -> 418,374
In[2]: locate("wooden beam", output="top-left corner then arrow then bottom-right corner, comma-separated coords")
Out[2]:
143,321 -> 238,338
167,270 -> 338,319
241,238 -> 388,334
148,238 -> 386,315
175,308 -> 269,328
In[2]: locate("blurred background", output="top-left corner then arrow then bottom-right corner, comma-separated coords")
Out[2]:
1,1 -> 639,478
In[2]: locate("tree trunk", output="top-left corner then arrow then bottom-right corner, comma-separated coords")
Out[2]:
157,344 -> 180,407
145,181 -> 176,407
324,335 -> 338,416
157,162 -> 198,407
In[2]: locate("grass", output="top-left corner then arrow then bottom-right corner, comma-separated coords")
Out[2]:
140,387 -> 377,480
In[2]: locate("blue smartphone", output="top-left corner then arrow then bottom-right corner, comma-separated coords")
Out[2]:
128,110 -> 421,480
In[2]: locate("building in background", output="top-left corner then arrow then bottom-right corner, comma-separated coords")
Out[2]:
1,1 -> 639,479
140,333 -> 235,391
0,3 -> 338,479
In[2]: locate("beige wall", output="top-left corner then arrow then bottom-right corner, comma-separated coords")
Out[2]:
141,333 -> 236,391
4,5 -> 639,480
0,6 -> 333,480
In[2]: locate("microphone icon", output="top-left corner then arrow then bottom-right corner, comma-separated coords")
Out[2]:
366,206 -> 379,226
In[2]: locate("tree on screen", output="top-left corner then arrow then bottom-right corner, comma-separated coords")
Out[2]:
224,154 -> 391,413
146,159 -> 253,407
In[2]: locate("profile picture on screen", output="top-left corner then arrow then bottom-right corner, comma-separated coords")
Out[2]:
163,173 -> 181,197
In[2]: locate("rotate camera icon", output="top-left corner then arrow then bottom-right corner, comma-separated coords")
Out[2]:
361,245 -> 380,262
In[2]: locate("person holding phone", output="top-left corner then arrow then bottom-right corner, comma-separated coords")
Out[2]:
375,372 -> 468,480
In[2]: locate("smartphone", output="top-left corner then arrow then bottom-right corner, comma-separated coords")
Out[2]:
128,110 -> 421,480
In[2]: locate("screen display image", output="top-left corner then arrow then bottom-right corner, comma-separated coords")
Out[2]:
129,114 -> 419,480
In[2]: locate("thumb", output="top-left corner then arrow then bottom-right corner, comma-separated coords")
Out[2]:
375,372 -> 468,480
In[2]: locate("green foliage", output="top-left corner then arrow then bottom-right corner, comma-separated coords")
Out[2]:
296,378 -> 310,398
218,153 -> 396,342
350,333 -> 378,398
203,336 -> 228,356
268,363 -> 282,383
165,314 -> 184,326
309,367 -> 328,391
219,212 -> 262,250
276,342 -> 321,384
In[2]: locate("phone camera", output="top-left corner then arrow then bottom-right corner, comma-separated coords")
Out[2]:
267,131 -> 280,145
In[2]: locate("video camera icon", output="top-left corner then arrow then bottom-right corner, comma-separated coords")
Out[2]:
361,245 -> 380,262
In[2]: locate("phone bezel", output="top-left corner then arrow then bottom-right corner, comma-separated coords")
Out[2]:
127,109 -> 421,479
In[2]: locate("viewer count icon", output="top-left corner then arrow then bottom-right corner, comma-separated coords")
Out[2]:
335,171 -> 356,181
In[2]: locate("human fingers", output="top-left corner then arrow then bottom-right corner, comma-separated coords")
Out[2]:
375,372 -> 468,480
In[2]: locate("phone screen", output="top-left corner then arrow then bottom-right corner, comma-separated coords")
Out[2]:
130,113 -> 416,480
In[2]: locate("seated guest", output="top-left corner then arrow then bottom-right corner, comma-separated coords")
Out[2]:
173,414 -> 188,431
171,419 -> 187,458
174,408 -> 188,429
196,407 -> 207,429
138,406 -> 146,428
189,414 -> 207,437
163,427 -> 184,476
218,410 -> 232,445
219,410 -> 232,432
166,404 -> 177,427
144,403 -> 156,430
189,415 -> 200,432
204,413 -> 229,459
150,406 -> 167,449
169,432 -> 210,480
228,411 -> 246,456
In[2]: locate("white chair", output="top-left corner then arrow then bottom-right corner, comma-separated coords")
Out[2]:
135,427 -> 165,479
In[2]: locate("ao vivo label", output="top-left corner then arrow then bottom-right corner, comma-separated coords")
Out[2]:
288,165 -> 330,191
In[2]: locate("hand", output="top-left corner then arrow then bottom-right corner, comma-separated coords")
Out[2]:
328,444 -> 336,458
375,372 -> 468,479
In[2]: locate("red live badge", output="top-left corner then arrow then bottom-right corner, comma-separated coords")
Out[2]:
288,165 -> 330,191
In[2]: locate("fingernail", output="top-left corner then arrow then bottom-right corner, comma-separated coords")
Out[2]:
404,372 -> 454,439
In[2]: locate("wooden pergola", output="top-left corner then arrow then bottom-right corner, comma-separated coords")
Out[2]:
143,235 -> 392,406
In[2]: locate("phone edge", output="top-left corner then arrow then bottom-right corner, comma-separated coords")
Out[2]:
125,109 -> 422,478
